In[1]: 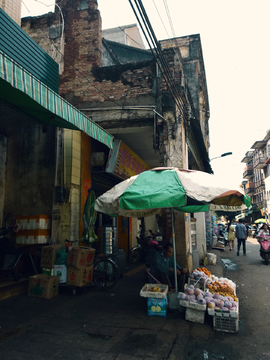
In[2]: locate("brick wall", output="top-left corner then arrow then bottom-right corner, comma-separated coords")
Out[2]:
21,0 -> 157,108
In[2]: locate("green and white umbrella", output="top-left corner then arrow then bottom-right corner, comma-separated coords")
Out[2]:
94,167 -> 251,217
94,167 -> 251,291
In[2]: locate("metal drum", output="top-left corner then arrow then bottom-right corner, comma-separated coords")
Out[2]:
101,226 -> 118,254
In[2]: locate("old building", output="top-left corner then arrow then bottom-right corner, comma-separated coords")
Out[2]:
241,131 -> 270,222
0,6 -> 112,251
21,0 -> 211,270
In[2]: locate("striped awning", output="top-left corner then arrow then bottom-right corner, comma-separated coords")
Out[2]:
0,50 -> 113,149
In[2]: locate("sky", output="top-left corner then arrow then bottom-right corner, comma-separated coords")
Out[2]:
21,0 -> 270,184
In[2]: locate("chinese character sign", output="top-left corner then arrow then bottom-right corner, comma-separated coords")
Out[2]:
106,139 -> 150,180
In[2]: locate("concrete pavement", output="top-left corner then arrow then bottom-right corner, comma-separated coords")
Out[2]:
0,249 -> 245,360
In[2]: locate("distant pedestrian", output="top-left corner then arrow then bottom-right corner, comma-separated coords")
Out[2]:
235,219 -> 247,256
227,221 -> 236,251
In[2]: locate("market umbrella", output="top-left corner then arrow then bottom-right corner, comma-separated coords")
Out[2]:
95,167 -> 251,290
255,218 -> 269,224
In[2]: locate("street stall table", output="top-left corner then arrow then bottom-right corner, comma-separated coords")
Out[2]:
178,267 -> 239,333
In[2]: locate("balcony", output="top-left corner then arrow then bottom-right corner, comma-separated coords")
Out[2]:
243,165 -> 253,179
254,200 -> 264,209
241,151 -> 254,163
245,181 -> 255,194
251,140 -> 267,150
253,156 -> 268,169
255,178 -> 265,189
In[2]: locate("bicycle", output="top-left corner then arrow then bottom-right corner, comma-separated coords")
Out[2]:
65,239 -> 119,290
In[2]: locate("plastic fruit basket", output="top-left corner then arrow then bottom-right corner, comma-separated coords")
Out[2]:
208,302 -> 239,318
140,284 -> 168,298
213,314 -> 239,333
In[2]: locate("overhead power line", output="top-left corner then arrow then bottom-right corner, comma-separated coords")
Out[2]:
128,0 -> 187,124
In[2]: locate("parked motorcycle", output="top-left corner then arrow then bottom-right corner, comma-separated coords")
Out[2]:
217,225 -> 228,247
128,230 -> 162,267
257,234 -> 270,265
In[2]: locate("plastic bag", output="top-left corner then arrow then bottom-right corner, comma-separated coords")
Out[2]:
207,253 -> 217,265
55,246 -> 67,265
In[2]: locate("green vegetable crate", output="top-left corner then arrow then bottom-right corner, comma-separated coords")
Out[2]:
28,274 -> 59,299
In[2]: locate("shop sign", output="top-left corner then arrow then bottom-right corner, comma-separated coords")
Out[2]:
105,139 -> 150,180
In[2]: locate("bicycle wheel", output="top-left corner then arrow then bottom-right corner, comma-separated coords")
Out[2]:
93,258 -> 119,290
128,247 -> 142,264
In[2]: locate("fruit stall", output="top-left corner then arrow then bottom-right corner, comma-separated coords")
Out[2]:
140,267 -> 239,333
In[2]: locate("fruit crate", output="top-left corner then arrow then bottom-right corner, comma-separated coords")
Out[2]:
179,299 -> 206,311
213,314 -> 239,333
140,284 -> 168,299
208,302 -> 239,318
185,307 -> 205,324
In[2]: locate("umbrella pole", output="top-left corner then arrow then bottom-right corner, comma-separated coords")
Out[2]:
171,208 -> 178,292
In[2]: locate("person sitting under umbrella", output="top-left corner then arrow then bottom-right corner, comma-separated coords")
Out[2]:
149,242 -> 187,290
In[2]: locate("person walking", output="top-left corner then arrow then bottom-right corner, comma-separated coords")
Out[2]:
235,219 -> 247,256
227,221 -> 236,251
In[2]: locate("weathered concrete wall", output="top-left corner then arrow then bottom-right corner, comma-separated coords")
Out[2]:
160,35 -> 210,154
194,212 -> 206,260
4,125 -> 55,225
1,0 -> 21,26
51,129 -> 82,243
21,12 -> 65,74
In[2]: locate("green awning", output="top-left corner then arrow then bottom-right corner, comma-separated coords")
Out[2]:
0,50 -> 113,149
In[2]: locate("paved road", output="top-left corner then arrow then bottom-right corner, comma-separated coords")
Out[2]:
219,237 -> 270,360
0,239 -> 269,360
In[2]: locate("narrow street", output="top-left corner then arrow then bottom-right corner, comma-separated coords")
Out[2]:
214,237 -> 270,360
0,238 -> 269,360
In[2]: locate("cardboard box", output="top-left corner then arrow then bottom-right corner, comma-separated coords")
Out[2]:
147,297 -> 168,317
40,245 -> 62,268
53,265 -> 67,284
28,274 -> 59,299
66,247 -> 95,268
67,265 -> 93,287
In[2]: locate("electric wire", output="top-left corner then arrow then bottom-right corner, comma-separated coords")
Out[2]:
21,1 -> 197,163
163,0 -> 176,38
116,25 -> 146,50
128,0 -> 187,162
130,0 -> 185,117
137,0 -> 185,113
22,0 -> 30,13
